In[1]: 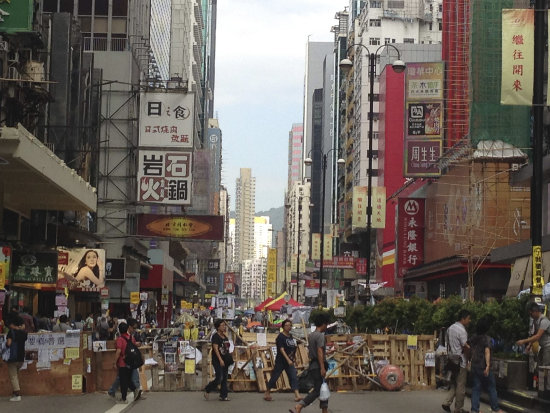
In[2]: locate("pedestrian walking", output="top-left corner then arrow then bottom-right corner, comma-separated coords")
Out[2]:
290,312 -> 329,413
113,323 -> 138,404
442,309 -> 471,413
4,315 -> 28,402
469,315 -> 503,413
264,319 -> 302,402
203,319 -> 231,401
516,301 -> 550,367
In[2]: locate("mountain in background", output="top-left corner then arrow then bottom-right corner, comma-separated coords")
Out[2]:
229,206 -> 284,232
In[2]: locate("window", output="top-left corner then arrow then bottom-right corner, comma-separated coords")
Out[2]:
43,0 -> 58,12
429,23 -> 433,31
387,1 -> 405,8
369,19 -> 381,27
403,38 -> 415,44
439,4 -> 443,12
95,0 -> 108,16
112,0 -> 128,17
370,1 -> 382,8
384,38 -> 391,44
439,22 -> 443,31
369,37 -> 381,46
78,0 -> 92,15
370,94 -> 380,102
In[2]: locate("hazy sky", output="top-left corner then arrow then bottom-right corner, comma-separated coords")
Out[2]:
215,0 -> 348,212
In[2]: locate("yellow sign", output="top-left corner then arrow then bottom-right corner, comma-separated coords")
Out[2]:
184,359 -> 196,374
407,335 -> 418,350
65,347 -> 80,359
372,186 -> 386,229
352,186 -> 367,228
266,248 -> 277,297
533,245 -> 543,295
323,234 -> 333,260
145,217 -> 212,238
72,374 -> 83,390
501,9 -> 534,105
352,186 -> 386,229
0,262 -> 6,290
130,292 -> 140,304
312,234 -> 321,260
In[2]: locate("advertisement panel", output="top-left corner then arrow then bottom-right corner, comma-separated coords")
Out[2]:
105,258 -> 125,280
224,272 -> 236,293
405,62 -> 444,101
0,0 -> 34,33
352,186 -> 386,229
207,259 -> 220,271
311,233 -> 321,260
396,199 -> 425,278
323,234 -> 333,260
406,102 -> 443,138
404,139 -> 442,177
11,251 -> 58,284
136,214 -> 224,240
58,248 -> 106,290
139,92 -> 194,148
501,9 -> 534,106
352,186 -> 367,228
137,150 -> 192,204
266,249 -> 277,297
372,186 -> 386,229
0,245 -> 11,287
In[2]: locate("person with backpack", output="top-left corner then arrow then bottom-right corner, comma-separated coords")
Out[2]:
4,315 -> 27,402
113,322 -> 141,404
517,301 -> 550,367
108,319 -> 145,401
469,315 -> 503,413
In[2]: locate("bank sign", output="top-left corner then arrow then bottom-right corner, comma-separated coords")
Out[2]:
396,198 -> 425,278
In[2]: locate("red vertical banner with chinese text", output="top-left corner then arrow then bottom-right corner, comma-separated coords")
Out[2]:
396,198 -> 425,278
501,9 -> 534,106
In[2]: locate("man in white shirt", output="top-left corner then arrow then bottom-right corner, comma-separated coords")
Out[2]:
442,309 -> 471,413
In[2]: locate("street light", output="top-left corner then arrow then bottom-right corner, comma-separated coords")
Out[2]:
339,44 -> 405,302
304,152 -> 345,307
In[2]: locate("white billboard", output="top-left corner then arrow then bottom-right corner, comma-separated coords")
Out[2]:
137,150 -> 192,205
139,92 -> 194,148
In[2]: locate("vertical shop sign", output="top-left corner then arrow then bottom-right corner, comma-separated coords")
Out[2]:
501,9 -> 534,106
311,233 -> 321,260
396,198 -> 425,277
266,249 -> 277,298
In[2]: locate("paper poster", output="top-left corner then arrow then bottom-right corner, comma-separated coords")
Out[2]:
64,358 -> 71,365
65,330 -> 81,348
257,332 -> 267,347
65,347 -> 79,359
93,341 -> 107,352
425,352 -> 436,367
407,335 -> 418,350
184,359 -> 196,374
50,348 -> 64,361
36,349 -> 51,369
72,374 -> 83,390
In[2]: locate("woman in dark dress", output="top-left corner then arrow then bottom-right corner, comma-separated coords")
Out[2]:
204,319 -> 231,401
264,319 -> 301,402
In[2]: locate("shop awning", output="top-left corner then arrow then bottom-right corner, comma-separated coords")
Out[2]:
0,124 -> 97,213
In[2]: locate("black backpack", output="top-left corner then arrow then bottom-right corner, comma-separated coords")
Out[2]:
123,336 -> 144,369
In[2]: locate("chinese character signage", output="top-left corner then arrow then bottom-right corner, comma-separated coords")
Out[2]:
223,273 -> 236,293
323,234 -> 333,260
266,248 -> 277,298
136,214 -> 224,240
312,233 -> 321,260
352,186 -> 386,229
138,150 -> 192,204
139,92 -> 194,147
208,260 -> 220,271
0,245 -> 11,288
501,9 -> 534,106
0,0 -> 33,33
315,256 -> 356,269
406,102 -> 442,138
355,258 -> 367,275
396,199 -> 425,277
404,140 -> 442,176
405,62 -> 444,100
58,248 -> 106,290
11,251 -> 58,284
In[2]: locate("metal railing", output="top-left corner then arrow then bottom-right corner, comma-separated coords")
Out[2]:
83,37 -> 127,52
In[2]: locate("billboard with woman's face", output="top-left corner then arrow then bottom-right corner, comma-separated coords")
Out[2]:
58,248 -> 106,291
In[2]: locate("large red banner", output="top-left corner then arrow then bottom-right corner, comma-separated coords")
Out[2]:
136,214 -> 224,240
396,199 -> 425,278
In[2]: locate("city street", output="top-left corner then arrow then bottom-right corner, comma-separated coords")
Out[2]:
0,390 -> 500,413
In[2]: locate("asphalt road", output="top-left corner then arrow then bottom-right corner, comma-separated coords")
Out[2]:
0,389 -> 497,413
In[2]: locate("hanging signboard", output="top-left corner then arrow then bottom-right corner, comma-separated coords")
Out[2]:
11,251 -> 58,284
396,198 -> 425,278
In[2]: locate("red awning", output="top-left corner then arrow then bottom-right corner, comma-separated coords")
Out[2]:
265,296 -> 303,311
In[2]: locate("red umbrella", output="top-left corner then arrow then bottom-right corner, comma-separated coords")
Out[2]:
254,297 -> 274,312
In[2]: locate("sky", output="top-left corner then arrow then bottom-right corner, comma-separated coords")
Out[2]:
215,0 -> 348,213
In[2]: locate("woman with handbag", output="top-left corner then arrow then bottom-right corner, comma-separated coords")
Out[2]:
4,315 -> 27,402
264,319 -> 301,402
204,319 -> 232,401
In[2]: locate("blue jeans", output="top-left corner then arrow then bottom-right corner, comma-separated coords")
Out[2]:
109,368 -> 140,395
267,358 -> 298,390
471,367 -> 500,412
204,361 -> 228,398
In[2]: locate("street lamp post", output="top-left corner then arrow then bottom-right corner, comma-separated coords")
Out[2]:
296,200 -> 302,302
339,44 -> 405,303
305,152 -> 345,308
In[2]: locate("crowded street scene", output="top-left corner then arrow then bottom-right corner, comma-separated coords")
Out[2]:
1,0 -> 550,412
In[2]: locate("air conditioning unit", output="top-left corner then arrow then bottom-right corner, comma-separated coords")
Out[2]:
0,40 -> 8,52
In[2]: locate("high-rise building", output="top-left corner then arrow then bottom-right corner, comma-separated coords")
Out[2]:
150,0 -> 172,81
254,216 -> 272,260
235,168 -> 256,263
288,123 -> 304,188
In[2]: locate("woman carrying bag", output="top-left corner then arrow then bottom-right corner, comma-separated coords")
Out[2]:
203,319 -> 232,401
264,319 -> 302,402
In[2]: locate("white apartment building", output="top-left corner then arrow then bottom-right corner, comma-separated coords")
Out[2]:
254,216 -> 273,260
241,258 -> 267,302
349,0 -> 443,188
235,168 -> 256,263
